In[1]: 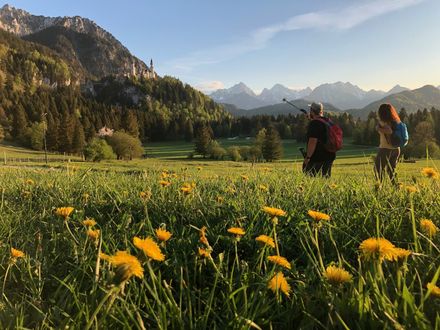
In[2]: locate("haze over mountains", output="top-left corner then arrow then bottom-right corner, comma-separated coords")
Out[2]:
210,81 -> 410,110
223,85 -> 440,119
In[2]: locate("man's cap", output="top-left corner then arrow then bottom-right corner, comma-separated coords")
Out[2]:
309,102 -> 323,115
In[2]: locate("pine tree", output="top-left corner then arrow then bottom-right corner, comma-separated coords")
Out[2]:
123,110 -> 139,137
72,119 -> 86,154
12,104 -> 28,140
184,120 -> 194,142
0,125 -> 4,142
194,125 -> 212,158
262,126 -> 283,161
46,112 -> 59,151
58,112 -> 75,153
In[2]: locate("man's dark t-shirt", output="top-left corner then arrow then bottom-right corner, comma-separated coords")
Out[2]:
307,118 -> 336,162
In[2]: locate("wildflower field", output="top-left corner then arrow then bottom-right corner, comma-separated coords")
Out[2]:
1,159 -> 440,329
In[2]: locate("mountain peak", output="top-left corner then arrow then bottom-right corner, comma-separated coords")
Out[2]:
387,85 -> 409,95
0,5 -> 153,80
229,82 -> 256,96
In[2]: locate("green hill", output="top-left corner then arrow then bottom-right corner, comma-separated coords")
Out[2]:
347,85 -> 440,119
0,29 -> 230,152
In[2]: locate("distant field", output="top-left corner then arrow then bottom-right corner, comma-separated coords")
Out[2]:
144,138 -> 378,160
0,141 -> 438,183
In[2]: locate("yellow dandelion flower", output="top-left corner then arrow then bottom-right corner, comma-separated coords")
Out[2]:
133,237 -> 165,261
87,229 -> 100,240
329,183 -> 338,189
200,226 -> 209,246
55,207 -> 74,219
25,179 -> 35,185
422,167 -> 439,179
259,184 -> 269,192
22,191 -> 31,199
216,196 -> 224,203
161,171 -> 169,178
181,183 -> 194,193
255,235 -> 275,248
227,227 -> 245,236
267,255 -> 291,269
241,175 -> 249,181
308,210 -> 330,221
107,251 -> 144,283
323,265 -> 352,285
359,238 -> 397,261
197,166 -> 203,171
226,186 -> 236,194
405,185 -> 418,193
159,180 -> 171,187
139,191 -> 151,201
427,283 -> 440,298
99,252 -> 110,261
268,272 -> 290,297
392,248 -> 411,259
420,219 -> 438,236
11,248 -> 25,259
198,248 -> 211,258
262,206 -> 287,218
82,218 -> 97,227
82,193 -> 90,203
155,228 -> 172,242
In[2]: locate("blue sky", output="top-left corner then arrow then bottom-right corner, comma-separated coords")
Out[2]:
3,0 -> 440,93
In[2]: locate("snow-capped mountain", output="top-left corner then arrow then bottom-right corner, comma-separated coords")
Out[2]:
210,82 -> 311,110
210,81 -> 410,110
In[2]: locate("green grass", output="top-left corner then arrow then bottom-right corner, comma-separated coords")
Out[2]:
1,155 -> 440,328
144,138 -> 378,160
1,141 -> 440,328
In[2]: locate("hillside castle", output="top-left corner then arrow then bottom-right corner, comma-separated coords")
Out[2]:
130,59 -> 156,80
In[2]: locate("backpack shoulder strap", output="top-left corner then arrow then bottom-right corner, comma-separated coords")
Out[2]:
314,117 -> 332,126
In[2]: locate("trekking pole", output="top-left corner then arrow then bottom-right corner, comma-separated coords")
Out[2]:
282,98 -> 308,114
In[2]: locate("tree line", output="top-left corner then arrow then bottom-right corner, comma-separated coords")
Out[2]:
353,107 -> 440,158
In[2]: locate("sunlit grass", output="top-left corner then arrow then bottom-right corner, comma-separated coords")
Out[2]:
0,158 -> 439,328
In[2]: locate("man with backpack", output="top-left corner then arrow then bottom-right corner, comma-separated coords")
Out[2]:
303,102 -> 342,178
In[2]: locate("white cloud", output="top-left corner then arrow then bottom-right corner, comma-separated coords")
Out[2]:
168,0 -> 425,71
194,81 -> 225,93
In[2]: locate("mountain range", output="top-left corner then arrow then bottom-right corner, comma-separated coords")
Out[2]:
225,85 -> 440,119
1,4 -> 440,125
347,85 -> 440,119
210,82 -> 311,110
0,4 -> 149,80
210,81 -> 410,110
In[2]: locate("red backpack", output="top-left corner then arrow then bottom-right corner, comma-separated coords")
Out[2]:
314,118 -> 343,153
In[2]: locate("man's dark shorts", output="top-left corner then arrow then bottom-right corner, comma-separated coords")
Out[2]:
303,160 -> 334,178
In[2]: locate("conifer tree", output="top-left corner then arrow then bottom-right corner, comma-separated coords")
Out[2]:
12,104 -> 28,140
123,110 -> 139,137
194,125 -> 212,158
262,126 -> 283,161
58,112 -> 75,153
46,112 -> 59,151
72,119 -> 86,154
184,120 -> 194,142
0,125 -> 5,142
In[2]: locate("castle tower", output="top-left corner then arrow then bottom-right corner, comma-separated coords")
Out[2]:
149,59 -> 156,79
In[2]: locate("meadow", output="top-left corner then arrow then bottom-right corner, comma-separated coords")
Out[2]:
1,143 -> 440,329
